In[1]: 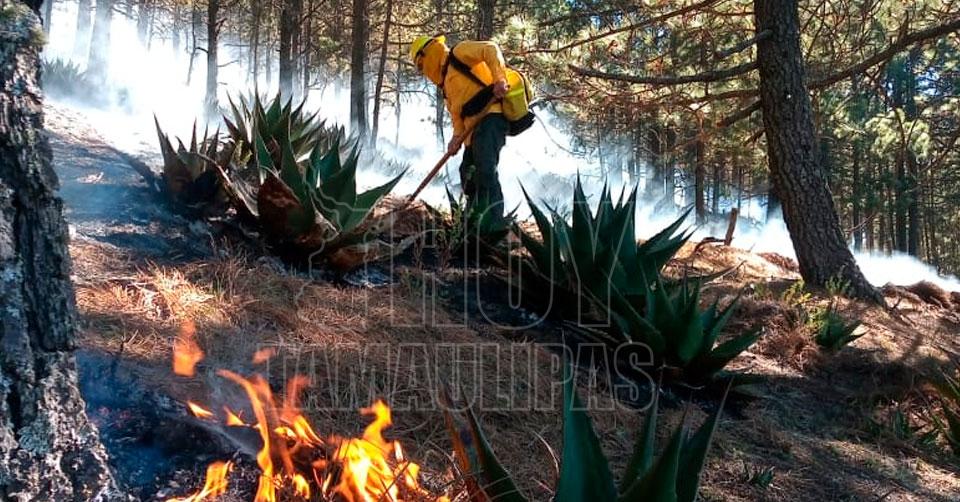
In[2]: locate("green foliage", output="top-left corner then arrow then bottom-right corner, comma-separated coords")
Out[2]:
441,362 -> 727,502
780,280 -> 814,309
745,466 -> 775,489
41,58 -> 94,100
224,93 -> 340,170
516,177 -> 758,384
154,118 -> 233,214
929,359 -> 960,456
812,305 -> 863,352
218,108 -> 406,269
444,186 -> 517,258
157,91 -> 407,270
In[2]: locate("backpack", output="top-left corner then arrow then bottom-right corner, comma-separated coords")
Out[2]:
446,45 -> 536,136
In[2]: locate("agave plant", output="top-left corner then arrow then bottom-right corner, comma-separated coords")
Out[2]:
515,178 -> 757,384
154,117 -> 234,214
41,58 -> 94,99
441,362 -> 726,501
515,179 -> 690,316
218,116 -> 408,271
439,187 -> 517,262
813,305 -> 863,351
224,93 -> 338,170
928,358 -> 960,456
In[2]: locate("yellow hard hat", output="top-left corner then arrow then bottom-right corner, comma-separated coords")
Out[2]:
409,35 -> 446,62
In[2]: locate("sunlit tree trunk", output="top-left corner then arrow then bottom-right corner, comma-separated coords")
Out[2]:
0,3 -> 123,498
753,0 -> 880,301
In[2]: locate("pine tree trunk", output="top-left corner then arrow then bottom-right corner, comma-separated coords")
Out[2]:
73,0 -> 91,60
248,1 -> 260,83
278,0 -> 302,99
476,0 -> 494,40
370,0 -> 395,146
41,0 -> 52,34
87,0 -> 113,86
753,0 -> 880,301
852,136 -> 862,251
204,0 -> 219,118
694,127 -> 706,223
0,3 -> 123,499
136,0 -> 150,44
349,0 -> 368,136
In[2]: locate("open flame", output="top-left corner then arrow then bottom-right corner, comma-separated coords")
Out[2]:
168,339 -> 442,501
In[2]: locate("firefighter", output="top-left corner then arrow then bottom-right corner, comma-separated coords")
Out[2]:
409,35 -> 510,226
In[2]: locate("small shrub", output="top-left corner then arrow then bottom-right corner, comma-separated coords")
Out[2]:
812,305 -> 863,351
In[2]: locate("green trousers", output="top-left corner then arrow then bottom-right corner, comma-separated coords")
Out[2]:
459,113 -> 508,225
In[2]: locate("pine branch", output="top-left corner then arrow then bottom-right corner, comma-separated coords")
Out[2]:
570,60 -> 758,85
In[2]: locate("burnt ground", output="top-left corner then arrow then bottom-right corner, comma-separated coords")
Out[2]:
48,101 -> 960,501
45,103 -> 256,499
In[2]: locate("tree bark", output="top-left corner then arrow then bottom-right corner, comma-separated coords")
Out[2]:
349,0 -> 368,136
0,3 -> 122,500
72,0 -> 91,61
753,0 -> 880,301
136,0 -> 150,45
477,0 -> 494,40
41,0 -> 52,35
278,0 -> 302,99
204,0 -> 219,119
370,0 -> 395,146
248,1 -> 261,83
87,0 -> 113,87
694,126 -> 706,223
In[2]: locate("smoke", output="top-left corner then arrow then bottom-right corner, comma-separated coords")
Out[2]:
42,1 -> 960,292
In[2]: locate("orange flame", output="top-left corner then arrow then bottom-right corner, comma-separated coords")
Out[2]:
173,320 -> 203,377
170,335 -> 439,501
187,401 -> 215,420
224,407 -> 245,427
251,348 -> 275,364
166,460 -> 232,502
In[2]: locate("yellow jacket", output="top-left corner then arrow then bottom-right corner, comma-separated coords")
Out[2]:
421,41 -> 506,146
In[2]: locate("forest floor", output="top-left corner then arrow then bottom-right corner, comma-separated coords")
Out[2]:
47,101 -> 960,501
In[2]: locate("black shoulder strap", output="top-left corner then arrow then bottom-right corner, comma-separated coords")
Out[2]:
447,44 -> 489,88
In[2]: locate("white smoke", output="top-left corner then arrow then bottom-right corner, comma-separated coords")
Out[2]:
42,1 -> 960,292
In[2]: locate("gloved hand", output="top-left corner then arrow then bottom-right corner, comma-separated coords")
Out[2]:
493,79 -> 510,99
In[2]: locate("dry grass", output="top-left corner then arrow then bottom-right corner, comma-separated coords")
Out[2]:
70,236 -> 960,501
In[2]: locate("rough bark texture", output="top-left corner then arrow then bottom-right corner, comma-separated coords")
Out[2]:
349,0 -> 368,136
0,3 -> 123,500
753,0 -> 881,302
278,0 -> 302,99
476,0 -> 494,40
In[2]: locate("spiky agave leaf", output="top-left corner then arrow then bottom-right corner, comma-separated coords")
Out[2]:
555,360 -> 618,502
441,361 -> 726,502
310,140 -> 405,236
154,117 -> 230,212
439,387 -> 528,502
